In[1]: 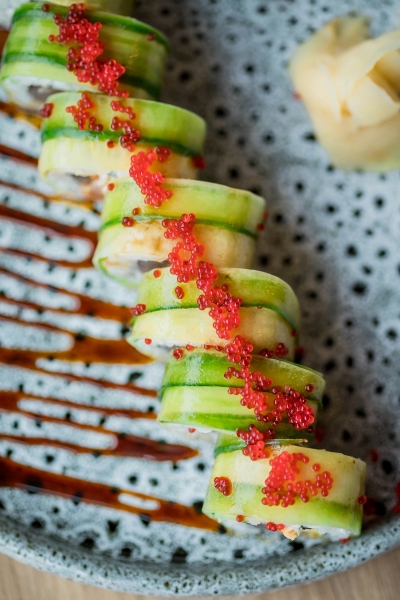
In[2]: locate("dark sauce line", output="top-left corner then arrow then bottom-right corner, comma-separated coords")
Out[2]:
1,433 -> 196,461
0,268 -> 130,322
0,144 -> 38,167
0,313 -> 144,366
0,246 -> 93,274
0,30 -> 8,54
0,246 -> 95,270
0,101 -> 41,129
0,178 -> 55,202
0,138 -> 210,525
0,393 -> 193,462
0,179 -> 97,214
0,203 -> 97,244
0,359 -> 157,398
0,456 -> 217,531
0,391 -> 156,421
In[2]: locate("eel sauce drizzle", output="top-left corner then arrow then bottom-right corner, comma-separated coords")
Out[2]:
0,104 -> 218,531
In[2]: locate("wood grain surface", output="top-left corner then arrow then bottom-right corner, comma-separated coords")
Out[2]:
0,546 -> 399,600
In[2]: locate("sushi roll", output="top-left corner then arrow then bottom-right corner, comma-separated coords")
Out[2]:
39,92 -> 206,200
93,178 -> 266,285
36,0 -> 135,15
203,444 -> 366,540
158,348 -> 324,442
127,268 -> 300,360
0,2 -> 168,111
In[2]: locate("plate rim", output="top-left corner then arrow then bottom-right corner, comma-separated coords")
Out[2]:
0,512 -> 399,596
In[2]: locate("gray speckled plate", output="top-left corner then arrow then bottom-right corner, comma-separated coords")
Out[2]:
0,0 -> 400,596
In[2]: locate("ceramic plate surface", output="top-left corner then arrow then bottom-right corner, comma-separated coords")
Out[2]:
0,0 -> 399,595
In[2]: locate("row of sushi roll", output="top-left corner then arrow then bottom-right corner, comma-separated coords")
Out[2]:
1,1 -> 367,540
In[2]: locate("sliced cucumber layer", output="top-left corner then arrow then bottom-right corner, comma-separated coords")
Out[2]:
203,445 -> 366,539
128,306 -> 296,360
158,385 -> 318,441
94,221 -> 256,286
128,267 -> 299,359
39,92 -> 206,200
36,0 -> 135,15
161,348 -> 324,403
135,267 -> 300,329
94,178 -> 265,283
101,177 -> 265,235
1,3 -> 168,110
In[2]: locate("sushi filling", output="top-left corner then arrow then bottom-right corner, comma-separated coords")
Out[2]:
46,170 -> 126,201
3,75 -> 84,113
99,255 -> 169,285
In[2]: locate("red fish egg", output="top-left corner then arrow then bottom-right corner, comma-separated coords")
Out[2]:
122,217 -> 134,227
214,476 -> 232,496
173,348 -> 184,360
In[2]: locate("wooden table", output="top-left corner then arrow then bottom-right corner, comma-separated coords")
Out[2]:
0,546 -> 399,600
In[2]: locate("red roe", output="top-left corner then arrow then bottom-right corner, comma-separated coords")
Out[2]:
65,92 -> 103,131
132,207 -> 141,216
110,114 -> 140,151
261,451 -> 333,507
153,269 -> 162,278
214,476 -> 232,496
266,522 -> 285,531
129,303 -> 146,316
110,100 -> 135,120
275,343 -> 289,356
315,423 -> 325,443
122,216 -> 135,227
236,515 -> 244,523
396,482 -> 400,501
107,183 -> 115,191
394,483 -> 400,514
51,3 -> 128,97
237,425 -> 272,461
224,336 -> 315,442
370,449 -> 379,463
173,348 -> 184,360
130,150 -> 174,207
358,495 -> 367,505
155,146 -> 172,163
39,102 -> 54,118
192,155 -> 205,169
175,286 -> 184,299
144,338 -> 152,345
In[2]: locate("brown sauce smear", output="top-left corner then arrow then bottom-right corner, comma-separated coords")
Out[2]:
0,456 -> 217,531
0,269 -> 130,322
0,148 -> 211,529
0,357 -> 156,396
0,179 -> 97,212
0,312 -> 144,365
0,204 -> 97,243
0,392 -> 193,462
0,101 -> 42,129
0,143 -> 38,167
0,205 -> 96,268
0,390 -> 155,420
